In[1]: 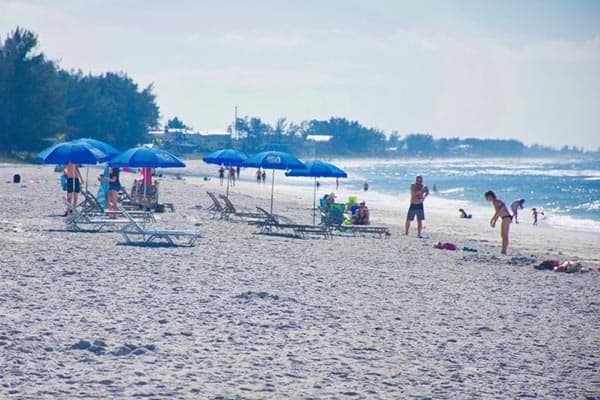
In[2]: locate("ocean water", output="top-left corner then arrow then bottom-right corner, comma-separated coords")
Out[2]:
334,158 -> 600,233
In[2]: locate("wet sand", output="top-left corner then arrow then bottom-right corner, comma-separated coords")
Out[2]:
1,163 -> 599,399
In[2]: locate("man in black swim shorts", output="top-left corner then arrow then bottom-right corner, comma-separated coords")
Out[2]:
405,175 -> 429,237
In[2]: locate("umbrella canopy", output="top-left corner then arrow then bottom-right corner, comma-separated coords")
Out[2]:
285,160 -> 347,178
36,141 -> 110,165
108,147 -> 186,168
242,150 -> 305,214
242,150 -> 305,170
286,160 -> 347,225
70,138 -> 120,191
202,148 -> 247,167
203,148 -> 248,196
71,138 -> 120,162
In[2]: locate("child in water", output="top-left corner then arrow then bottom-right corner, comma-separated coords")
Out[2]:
532,208 -> 544,225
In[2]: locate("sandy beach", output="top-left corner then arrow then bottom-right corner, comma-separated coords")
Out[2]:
1,162 -> 599,399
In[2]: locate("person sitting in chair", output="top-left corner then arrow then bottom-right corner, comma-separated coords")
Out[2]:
324,192 -> 336,212
352,201 -> 370,225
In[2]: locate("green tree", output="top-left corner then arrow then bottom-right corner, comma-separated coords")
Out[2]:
60,70 -> 159,149
0,27 -> 64,152
165,116 -> 189,131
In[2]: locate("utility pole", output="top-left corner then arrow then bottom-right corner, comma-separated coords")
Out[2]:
234,105 -> 238,140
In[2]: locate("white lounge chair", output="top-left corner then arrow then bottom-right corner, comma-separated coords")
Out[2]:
117,205 -> 200,246
64,200 -> 134,232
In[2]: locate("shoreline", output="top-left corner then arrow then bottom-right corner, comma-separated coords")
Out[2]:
3,161 -> 599,264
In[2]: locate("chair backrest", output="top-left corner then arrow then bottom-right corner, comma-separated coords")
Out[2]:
206,192 -> 224,211
324,203 -> 346,225
86,190 -> 105,212
80,190 -> 104,213
218,194 -> 236,213
117,205 -> 145,233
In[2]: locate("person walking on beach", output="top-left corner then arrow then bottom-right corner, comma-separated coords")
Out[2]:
405,175 -> 429,237
218,166 -> 225,185
64,162 -> 83,216
510,198 -> 525,223
485,190 -> 512,255
229,167 -> 236,187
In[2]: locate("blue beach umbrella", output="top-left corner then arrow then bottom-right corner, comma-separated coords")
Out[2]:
71,138 -> 120,190
109,147 -> 186,212
202,148 -> 247,196
286,160 -> 348,224
202,148 -> 247,166
71,138 -> 120,162
108,147 -> 186,168
36,141 -> 110,165
37,140 -> 113,209
242,150 -> 305,214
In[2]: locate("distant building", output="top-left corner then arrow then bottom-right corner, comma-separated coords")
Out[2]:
152,128 -> 231,153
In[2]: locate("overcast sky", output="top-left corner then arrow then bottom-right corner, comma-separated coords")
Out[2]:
2,0 -> 599,149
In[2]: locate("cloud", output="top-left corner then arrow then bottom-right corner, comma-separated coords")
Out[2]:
1,0 -> 599,148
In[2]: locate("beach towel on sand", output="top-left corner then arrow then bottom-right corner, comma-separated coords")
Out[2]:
434,242 -> 458,251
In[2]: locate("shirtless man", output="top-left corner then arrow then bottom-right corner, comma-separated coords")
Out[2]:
405,175 -> 429,237
64,162 -> 84,216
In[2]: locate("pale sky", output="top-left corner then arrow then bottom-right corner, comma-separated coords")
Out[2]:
2,0 -> 600,149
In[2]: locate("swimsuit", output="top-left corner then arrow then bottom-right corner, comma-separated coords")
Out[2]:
354,209 -> 368,225
497,200 -> 512,220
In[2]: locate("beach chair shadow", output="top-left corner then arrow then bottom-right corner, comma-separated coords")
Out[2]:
117,205 -> 200,247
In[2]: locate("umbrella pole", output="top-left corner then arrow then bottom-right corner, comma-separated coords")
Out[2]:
270,169 -> 275,215
85,167 -> 89,192
313,177 -> 317,225
226,164 -> 230,197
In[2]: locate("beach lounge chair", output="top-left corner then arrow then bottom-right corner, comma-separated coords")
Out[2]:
319,203 -> 346,226
319,204 -> 391,239
255,207 -> 331,239
79,190 -> 155,221
64,200 -> 139,232
219,194 -> 267,222
206,191 -> 227,219
117,205 -> 200,246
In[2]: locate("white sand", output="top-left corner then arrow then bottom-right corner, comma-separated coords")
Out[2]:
1,162 -> 599,399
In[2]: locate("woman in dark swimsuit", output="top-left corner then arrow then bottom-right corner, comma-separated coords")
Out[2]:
485,190 -> 512,255
352,201 -> 370,225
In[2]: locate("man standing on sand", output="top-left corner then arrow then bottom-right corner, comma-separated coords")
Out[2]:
405,175 -> 429,238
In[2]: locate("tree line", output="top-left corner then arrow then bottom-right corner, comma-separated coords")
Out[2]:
2,27 -> 594,160
0,27 -> 159,158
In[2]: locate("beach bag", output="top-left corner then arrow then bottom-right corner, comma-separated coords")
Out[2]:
60,173 -> 68,191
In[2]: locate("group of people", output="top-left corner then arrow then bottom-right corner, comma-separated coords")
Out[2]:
405,175 -> 544,255
61,162 -> 155,215
255,169 -> 267,184
218,166 -> 240,186
322,193 -> 371,225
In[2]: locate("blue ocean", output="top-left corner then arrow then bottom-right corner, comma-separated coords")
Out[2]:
335,158 -> 600,233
